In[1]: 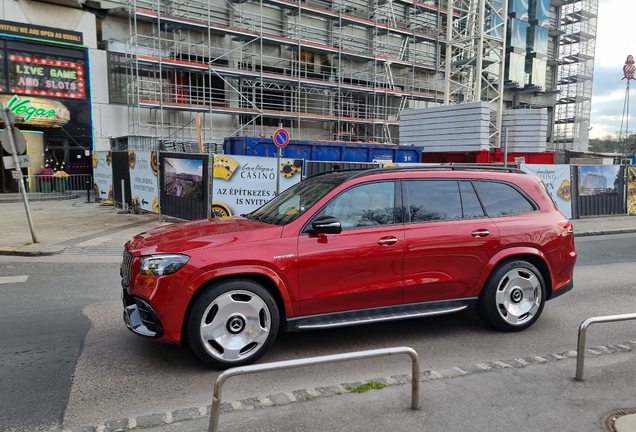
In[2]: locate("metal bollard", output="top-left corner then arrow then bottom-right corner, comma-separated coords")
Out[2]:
575,313 -> 636,380
208,347 -> 420,432
85,178 -> 92,203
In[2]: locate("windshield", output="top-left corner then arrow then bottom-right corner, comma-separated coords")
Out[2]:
248,172 -> 351,225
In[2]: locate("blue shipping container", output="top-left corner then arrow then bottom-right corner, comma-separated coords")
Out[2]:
223,137 -> 423,164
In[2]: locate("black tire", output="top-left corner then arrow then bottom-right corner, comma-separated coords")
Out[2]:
476,260 -> 546,332
186,278 -> 280,368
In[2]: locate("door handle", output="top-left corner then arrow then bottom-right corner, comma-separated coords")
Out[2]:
471,229 -> 490,238
377,237 -> 398,246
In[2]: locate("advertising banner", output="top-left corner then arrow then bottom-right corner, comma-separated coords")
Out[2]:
211,155 -> 303,217
520,164 -> 572,218
628,166 -> 636,215
578,165 -> 620,196
92,151 -> 113,201
164,156 -> 204,200
129,151 -> 159,213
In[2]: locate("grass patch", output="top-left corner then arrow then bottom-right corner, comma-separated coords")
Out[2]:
346,382 -> 386,393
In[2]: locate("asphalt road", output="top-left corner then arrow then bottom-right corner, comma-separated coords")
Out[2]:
0,233 -> 635,431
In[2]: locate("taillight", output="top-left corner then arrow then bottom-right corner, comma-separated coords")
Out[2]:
557,219 -> 573,234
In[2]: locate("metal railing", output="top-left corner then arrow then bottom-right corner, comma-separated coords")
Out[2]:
575,313 -> 636,380
18,174 -> 94,202
208,347 -> 420,432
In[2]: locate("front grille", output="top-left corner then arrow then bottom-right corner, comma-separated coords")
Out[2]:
121,249 -> 133,286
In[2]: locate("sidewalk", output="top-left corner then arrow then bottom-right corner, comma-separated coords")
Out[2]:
0,199 -> 167,256
91,347 -> 636,432
572,214 -> 636,237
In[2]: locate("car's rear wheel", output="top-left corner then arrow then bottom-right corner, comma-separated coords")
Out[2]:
476,260 -> 546,332
186,278 -> 279,368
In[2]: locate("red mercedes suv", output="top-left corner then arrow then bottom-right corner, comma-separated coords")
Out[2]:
121,166 -> 576,368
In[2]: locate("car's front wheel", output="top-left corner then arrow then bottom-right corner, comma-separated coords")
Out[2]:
186,278 -> 279,368
476,260 -> 546,332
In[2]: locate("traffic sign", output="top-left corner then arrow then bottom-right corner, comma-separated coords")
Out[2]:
3,155 -> 30,169
1,128 -> 27,154
274,129 -> 290,148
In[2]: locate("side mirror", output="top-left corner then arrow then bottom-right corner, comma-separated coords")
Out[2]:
311,215 -> 342,234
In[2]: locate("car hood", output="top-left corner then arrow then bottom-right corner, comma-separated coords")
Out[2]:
126,216 -> 282,255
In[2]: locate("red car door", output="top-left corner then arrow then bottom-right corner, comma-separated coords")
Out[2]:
297,181 -> 404,316
402,179 -> 501,303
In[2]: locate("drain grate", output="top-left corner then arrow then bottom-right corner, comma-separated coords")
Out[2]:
602,409 -> 636,432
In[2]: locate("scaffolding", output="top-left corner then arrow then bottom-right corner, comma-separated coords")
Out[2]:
554,0 -> 598,151
124,0 -> 458,146
443,0 -> 507,147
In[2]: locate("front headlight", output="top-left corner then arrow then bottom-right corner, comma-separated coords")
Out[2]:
140,254 -> 190,276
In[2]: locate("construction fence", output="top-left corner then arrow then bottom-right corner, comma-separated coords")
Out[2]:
91,151 -> 636,220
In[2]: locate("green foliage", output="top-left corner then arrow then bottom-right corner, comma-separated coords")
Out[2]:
346,382 -> 386,393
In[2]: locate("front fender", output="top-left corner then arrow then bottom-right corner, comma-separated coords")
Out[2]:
190,265 -> 295,317
473,247 -> 552,297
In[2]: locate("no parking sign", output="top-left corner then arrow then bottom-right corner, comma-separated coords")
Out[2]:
274,129 -> 290,148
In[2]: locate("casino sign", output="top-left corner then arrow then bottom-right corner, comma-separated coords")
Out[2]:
0,94 -> 70,127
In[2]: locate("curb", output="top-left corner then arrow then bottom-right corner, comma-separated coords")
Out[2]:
574,228 -> 636,237
66,340 -> 636,432
0,244 -> 67,256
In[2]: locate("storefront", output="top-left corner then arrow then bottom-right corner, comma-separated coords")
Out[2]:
0,19 -> 92,192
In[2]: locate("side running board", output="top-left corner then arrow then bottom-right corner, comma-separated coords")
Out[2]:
286,298 -> 478,332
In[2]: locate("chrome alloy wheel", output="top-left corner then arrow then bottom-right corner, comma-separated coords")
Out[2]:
495,268 -> 542,326
199,290 -> 271,362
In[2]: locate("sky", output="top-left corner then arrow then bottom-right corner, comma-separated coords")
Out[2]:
167,158 -> 203,176
589,0 -> 636,139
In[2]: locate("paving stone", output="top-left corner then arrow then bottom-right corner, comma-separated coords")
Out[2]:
316,386 -> 340,396
103,419 -> 128,432
500,358 -> 524,368
219,402 -> 234,412
136,413 -> 166,428
70,427 -> 96,432
437,367 -> 464,378
521,356 -> 542,365
172,407 -> 199,422
268,393 -> 292,405
594,345 -> 615,354
342,382 -> 362,390
548,353 -> 566,361
455,364 -> 483,374
475,363 -> 493,371
390,374 -> 411,384
238,397 -> 263,409
292,389 -> 311,401
367,377 -> 389,385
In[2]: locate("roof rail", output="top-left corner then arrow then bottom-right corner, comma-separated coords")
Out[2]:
304,167 -> 372,181
346,164 -> 526,181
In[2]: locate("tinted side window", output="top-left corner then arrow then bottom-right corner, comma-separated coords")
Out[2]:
406,180 -> 463,222
322,182 -> 395,229
474,181 -> 535,217
459,181 -> 486,218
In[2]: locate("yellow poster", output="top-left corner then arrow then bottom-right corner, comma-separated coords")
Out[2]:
628,166 -> 636,215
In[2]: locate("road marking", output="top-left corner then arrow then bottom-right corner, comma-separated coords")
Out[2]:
77,236 -> 112,247
0,275 -> 29,284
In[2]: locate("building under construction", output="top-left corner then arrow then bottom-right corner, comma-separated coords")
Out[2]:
99,0 -> 598,151
554,0 -> 598,151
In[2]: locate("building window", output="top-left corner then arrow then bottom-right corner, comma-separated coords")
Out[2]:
108,52 -> 127,104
